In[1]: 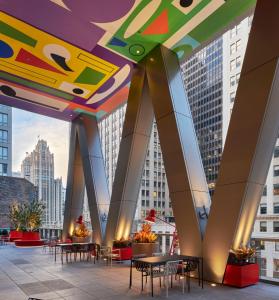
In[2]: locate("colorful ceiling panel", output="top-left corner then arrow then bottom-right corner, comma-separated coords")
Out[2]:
0,0 -> 256,121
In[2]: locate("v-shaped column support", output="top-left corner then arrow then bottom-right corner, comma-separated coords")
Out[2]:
64,0 -> 279,283
63,115 -> 110,244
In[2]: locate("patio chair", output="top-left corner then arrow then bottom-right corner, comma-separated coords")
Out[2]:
134,260 -> 164,291
164,260 -> 184,297
61,244 -> 73,264
99,246 -> 121,266
177,259 -> 198,292
87,243 -> 96,263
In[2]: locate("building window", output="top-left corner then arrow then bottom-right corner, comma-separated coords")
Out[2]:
141,200 -> 145,206
260,221 -> 267,232
273,259 -> 279,279
273,221 -> 279,232
274,203 -> 279,214
260,241 -> 265,250
274,165 -> 279,177
236,39 -> 241,52
275,146 -> 279,157
274,184 -> 279,195
260,258 -> 267,277
230,76 -> 235,87
236,56 -> 241,68
0,113 -> 8,126
230,92 -> 236,103
230,59 -> 236,71
0,163 -> 8,176
230,43 -> 236,55
0,129 -> 8,142
260,204 -> 267,214
262,186 -> 267,196
275,242 -> 279,251
0,146 -> 8,160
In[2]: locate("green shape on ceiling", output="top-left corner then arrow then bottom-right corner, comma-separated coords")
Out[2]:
0,72 -> 74,100
0,21 -> 37,47
75,67 -> 106,85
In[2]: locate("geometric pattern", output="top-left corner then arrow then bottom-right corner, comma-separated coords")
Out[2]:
0,0 -> 256,121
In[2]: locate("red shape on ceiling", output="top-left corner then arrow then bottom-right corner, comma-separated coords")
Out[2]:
16,48 -> 66,75
142,9 -> 169,35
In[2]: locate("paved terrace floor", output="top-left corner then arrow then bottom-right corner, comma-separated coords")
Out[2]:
0,245 -> 279,300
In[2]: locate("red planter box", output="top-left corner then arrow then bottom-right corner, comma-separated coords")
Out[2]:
9,230 -> 23,241
223,263 -> 259,288
22,231 -> 40,241
15,240 -> 45,247
112,247 -> 132,260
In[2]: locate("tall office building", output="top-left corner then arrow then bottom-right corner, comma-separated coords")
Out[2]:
182,15 -> 279,281
181,37 -> 223,192
98,106 -> 172,222
21,139 -> 64,227
0,105 -> 12,176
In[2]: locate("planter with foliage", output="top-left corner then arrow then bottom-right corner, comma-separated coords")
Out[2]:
113,238 -> 132,260
9,200 -> 45,245
223,246 -> 259,287
132,224 -> 159,256
72,215 -> 91,243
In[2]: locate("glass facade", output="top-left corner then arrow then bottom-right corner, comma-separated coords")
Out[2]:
181,38 -> 223,192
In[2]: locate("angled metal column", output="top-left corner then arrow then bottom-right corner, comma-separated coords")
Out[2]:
104,65 -> 154,246
62,121 -> 85,240
203,0 -> 279,283
63,115 -> 110,244
145,45 -> 211,257
76,114 -> 110,244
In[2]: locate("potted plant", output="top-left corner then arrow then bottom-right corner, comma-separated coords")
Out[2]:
72,215 -> 91,243
223,245 -> 259,287
132,224 -> 159,256
9,200 -> 45,245
113,238 -> 132,260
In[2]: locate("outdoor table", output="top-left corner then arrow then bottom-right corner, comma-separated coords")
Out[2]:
129,255 -> 203,297
54,242 -> 92,262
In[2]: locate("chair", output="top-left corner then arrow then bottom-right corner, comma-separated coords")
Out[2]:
99,246 -> 121,266
134,260 -> 165,291
87,243 -> 96,263
177,259 -> 198,292
164,260 -> 183,297
61,244 -> 73,264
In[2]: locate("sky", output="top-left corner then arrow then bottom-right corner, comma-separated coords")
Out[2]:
12,108 -> 70,186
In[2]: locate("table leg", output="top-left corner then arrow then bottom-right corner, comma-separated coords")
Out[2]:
55,245 -> 57,262
151,265 -> 154,297
129,259 -> 133,288
201,258 -> 204,288
198,260 -> 201,286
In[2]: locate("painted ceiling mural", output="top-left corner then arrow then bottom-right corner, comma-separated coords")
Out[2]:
0,0 -> 256,121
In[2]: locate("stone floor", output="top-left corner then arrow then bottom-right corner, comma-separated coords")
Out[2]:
0,245 -> 279,300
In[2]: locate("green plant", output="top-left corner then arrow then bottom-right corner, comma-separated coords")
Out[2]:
9,200 -> 45,232
230,246 -> 256,265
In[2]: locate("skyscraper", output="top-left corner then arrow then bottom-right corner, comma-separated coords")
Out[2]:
98,107 -> 172,222
182,15 -> 279,282
0,105 -> 12,176
21,139 -> 64,227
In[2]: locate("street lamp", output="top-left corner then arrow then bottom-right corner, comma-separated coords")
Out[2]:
145,209 -> 178,255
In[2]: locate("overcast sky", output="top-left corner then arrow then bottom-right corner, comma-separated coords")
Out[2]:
12,108 -> 70,186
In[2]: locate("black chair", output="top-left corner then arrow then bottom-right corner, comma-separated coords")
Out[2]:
87,243 -> 96,263
177,259 -> 198,292
61,244 -> 73,264
134,260 -> 164,291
